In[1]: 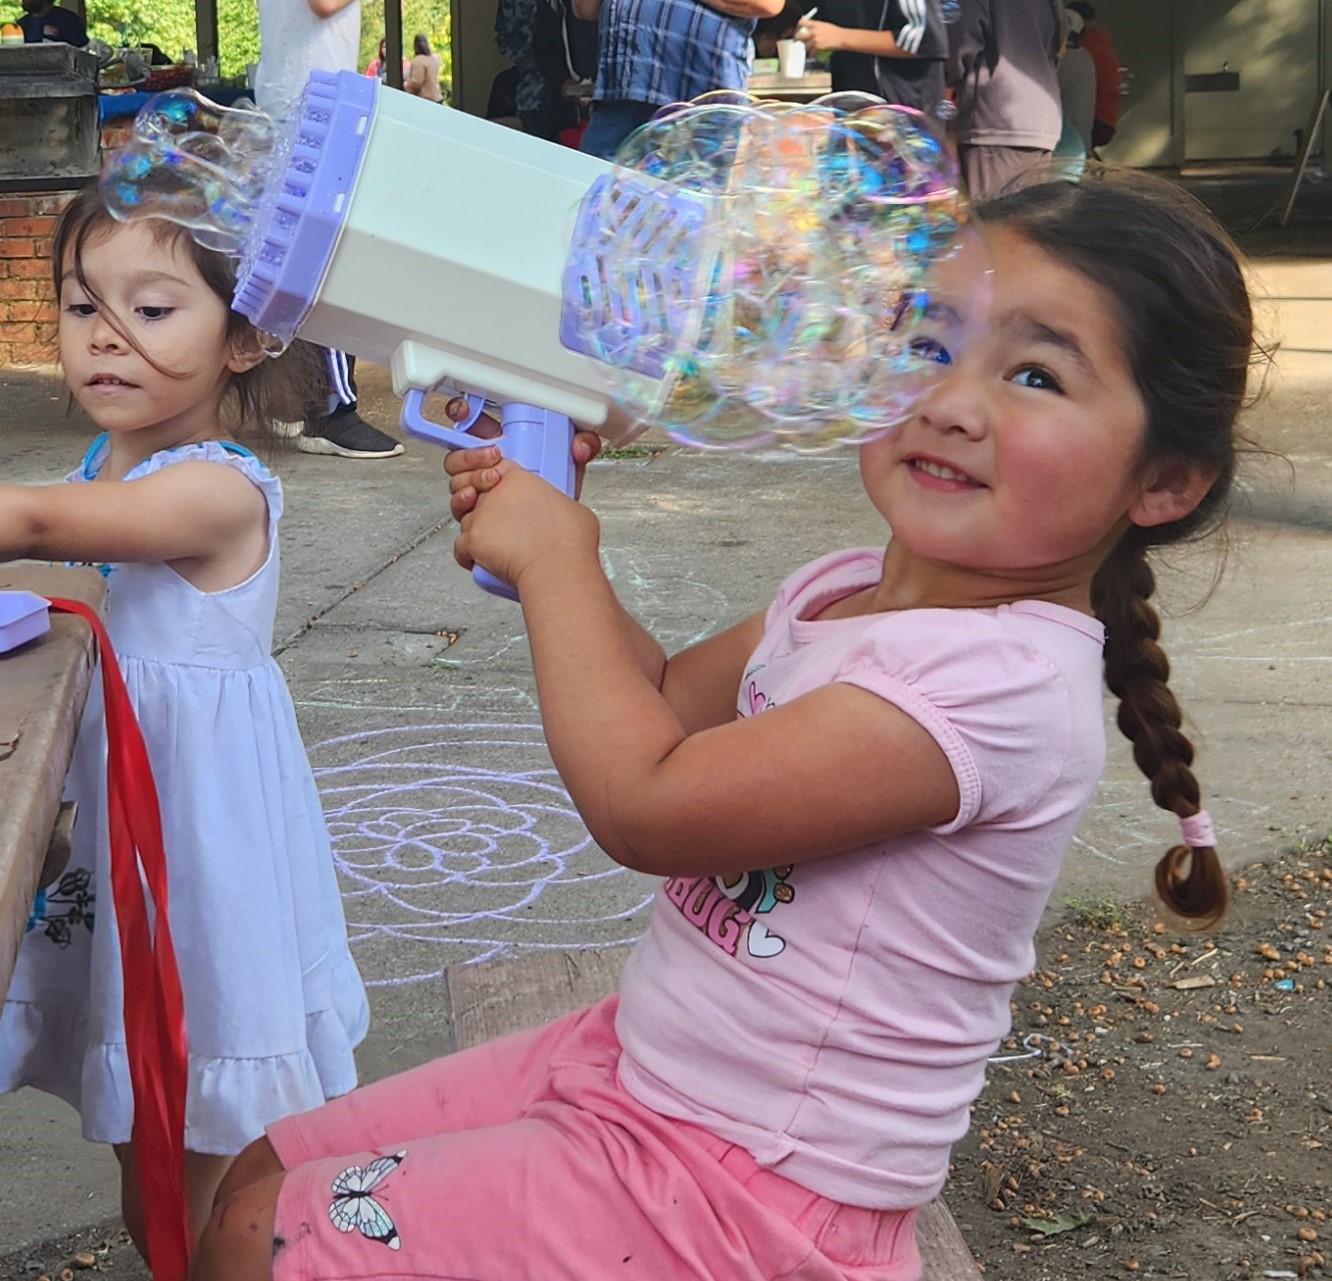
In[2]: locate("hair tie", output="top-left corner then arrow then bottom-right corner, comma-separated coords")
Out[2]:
1178,810 -> 1216,849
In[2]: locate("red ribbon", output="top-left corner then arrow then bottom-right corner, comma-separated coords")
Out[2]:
48,598 -> 190,1280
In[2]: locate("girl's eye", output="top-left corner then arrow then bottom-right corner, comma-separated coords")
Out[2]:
1011,365 -> 1062,392
909,336 -> 953,366
137,306 -> 173,321
65,303 -> 96,317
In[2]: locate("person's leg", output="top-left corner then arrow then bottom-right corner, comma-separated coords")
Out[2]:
194,1097 -> 921,1281
113,1143 -> 147,1261
520,105 -> 564,141
579,99 -> 658,160
115,1145 -> 235,1255
186,1152 -> 238,1243
214,1136 -> 284,1207
300,350 -> 405,460
191,1172 -> 285,1281
193,997 -> 922,1281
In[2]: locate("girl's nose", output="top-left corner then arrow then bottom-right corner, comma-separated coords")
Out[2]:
88,313 -> 124,352
915,367 -> 987,440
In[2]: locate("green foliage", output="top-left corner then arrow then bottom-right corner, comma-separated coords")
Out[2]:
83,0 -> 450,90
86,0 -> 195,61
1062,891 -> 1128,931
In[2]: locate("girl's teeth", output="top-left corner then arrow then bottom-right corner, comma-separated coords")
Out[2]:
917,460 -> 968,481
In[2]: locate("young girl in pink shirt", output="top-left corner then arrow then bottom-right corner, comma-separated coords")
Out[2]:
194,173 -> 1251,1281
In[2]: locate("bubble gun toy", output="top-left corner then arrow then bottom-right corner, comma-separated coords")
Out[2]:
105,73 -> 968,596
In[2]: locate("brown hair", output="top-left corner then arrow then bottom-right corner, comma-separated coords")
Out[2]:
978,171 -> 1259,928
51,184 -> 324,444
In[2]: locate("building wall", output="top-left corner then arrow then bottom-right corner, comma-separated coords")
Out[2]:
0,193 -> 71,369
1098,0 -> 1328,167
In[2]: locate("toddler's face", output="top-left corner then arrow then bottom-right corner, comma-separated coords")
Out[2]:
860,227 -> 1149,581
58,221 -> 236,445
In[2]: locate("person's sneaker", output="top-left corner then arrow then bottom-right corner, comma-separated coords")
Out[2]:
298,411 -> 405,459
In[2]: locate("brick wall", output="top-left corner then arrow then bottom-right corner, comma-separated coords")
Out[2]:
0,191 -> 75,369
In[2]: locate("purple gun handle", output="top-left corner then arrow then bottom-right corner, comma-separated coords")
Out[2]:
400,389 -> 577,601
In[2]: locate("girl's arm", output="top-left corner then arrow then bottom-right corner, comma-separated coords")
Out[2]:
405,59 -> 425,94
449,440 -> 765,735
0,462 -> 266,574
453,461 -> 959,880
588,592 -> 767,735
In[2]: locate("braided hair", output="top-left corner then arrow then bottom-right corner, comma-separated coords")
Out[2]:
977,171 -> 1258,927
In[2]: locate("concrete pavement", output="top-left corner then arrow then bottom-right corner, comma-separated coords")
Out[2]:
2,175 -> 1332,1268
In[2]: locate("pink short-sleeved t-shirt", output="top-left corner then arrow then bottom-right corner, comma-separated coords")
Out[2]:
615,548 -> 1107,1210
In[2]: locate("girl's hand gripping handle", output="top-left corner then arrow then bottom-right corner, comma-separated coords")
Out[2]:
400,391 -> 577,600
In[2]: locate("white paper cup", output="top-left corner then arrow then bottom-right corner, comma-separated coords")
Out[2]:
777,39 -> 807,78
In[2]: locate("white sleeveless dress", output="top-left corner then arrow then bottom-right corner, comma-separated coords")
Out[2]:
0,439 -> 369,1154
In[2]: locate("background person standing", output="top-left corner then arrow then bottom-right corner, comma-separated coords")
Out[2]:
1065,2 -> 1121,149
797,0 -> 947,112
575,0 -> 785,162
254,0 -> 405,459
945,0 -> 1062,201
405,32 -> 445,101
1055,7 -> 1095,160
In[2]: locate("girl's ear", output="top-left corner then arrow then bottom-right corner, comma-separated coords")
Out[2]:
1128,458 -> 1221,529
226,327 -> 269,376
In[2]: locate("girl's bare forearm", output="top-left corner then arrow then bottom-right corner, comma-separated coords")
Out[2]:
516,554 -> 684,863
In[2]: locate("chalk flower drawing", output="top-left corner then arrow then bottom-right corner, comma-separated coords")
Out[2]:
309,724 -> 655,984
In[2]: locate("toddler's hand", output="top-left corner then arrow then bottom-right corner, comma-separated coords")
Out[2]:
452,458 -> 600,588
442,397 -> 602,521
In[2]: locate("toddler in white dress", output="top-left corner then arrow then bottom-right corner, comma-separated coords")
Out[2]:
0,184 -> 369,1257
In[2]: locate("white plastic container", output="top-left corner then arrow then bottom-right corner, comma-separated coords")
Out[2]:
234,72 -> 649,441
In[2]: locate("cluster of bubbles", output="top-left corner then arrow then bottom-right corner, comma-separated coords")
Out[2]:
564,91 -> 970,452
101,89 -> 281,257
106,86 -> 974,455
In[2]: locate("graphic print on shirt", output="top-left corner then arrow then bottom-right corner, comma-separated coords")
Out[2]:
742,662 -> 773,717
718,865 -> 795,957
662,663 -> 795,958
663,866 -> 796,959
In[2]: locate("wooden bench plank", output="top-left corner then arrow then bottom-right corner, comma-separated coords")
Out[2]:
0,565 -> 105,998
447,945 -> 982,1280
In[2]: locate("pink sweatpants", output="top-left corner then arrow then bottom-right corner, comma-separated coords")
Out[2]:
266,996 -> 922,1280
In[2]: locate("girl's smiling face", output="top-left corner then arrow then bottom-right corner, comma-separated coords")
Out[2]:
860,227 -> 1155,596
58,219 -> 240,448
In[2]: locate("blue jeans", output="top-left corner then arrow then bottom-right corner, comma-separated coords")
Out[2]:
579,99 -> 660,161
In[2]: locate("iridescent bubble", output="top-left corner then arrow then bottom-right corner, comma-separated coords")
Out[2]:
935,98 -> 958,122
564,94 -> 975,452
100,89 -> 280,256
939,0 -> 962,22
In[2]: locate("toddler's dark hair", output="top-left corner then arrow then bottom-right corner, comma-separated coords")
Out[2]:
979,171 -> 1259,929
52,184 -> 325,443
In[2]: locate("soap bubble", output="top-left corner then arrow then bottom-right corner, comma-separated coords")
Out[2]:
563,93 -> 975,452
100,89 -> 280,255
939,0 -> 962,22
935,98 -> 958,122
